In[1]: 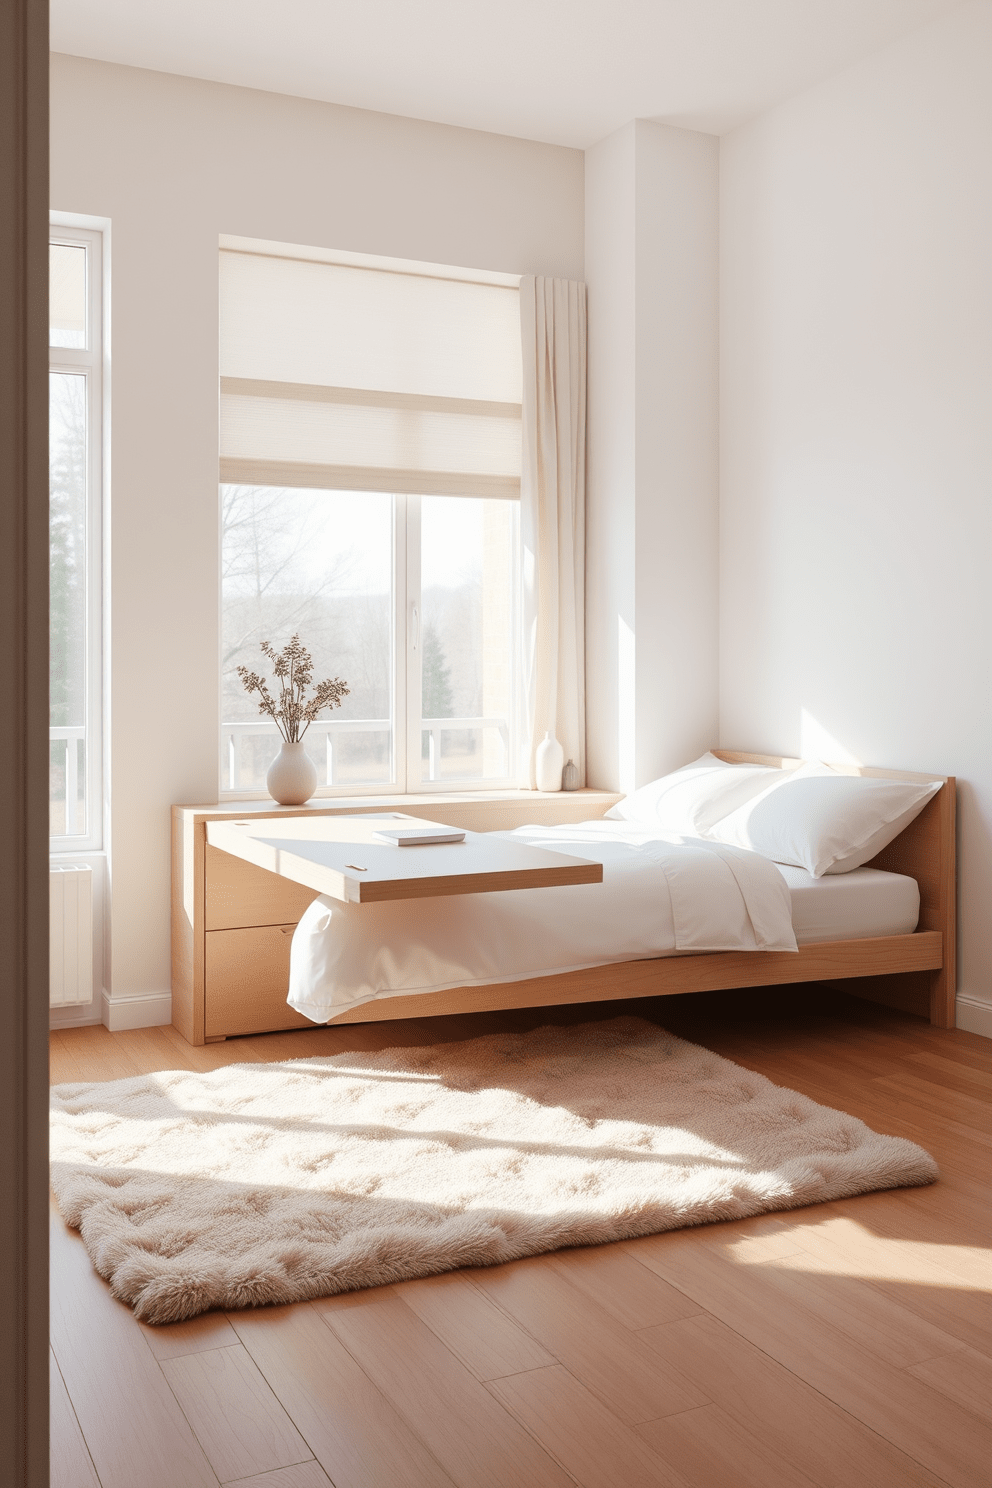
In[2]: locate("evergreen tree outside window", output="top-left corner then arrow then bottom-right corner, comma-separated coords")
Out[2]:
421,622 -> 455,720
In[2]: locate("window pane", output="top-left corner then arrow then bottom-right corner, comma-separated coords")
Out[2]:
419,496 -> 516,783
50,243 -> 87,348
222,486 -> 393,790
50,372 -> 88,836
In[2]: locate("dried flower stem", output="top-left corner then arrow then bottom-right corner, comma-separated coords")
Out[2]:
237,634 -> 349,744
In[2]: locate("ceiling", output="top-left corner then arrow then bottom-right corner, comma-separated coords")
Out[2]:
50,0 -> 963,148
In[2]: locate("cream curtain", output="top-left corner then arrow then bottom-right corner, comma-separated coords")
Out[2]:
520,276 -> 587,789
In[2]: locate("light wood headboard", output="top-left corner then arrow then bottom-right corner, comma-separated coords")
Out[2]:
713,751 -> 957,1025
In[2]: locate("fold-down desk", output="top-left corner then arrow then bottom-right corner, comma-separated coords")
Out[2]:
205,812 -> 602,903
172,791 -> 621,1047
172,794 -> 620,1044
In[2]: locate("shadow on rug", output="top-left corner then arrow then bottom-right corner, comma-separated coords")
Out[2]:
50,1016 -> 937,1323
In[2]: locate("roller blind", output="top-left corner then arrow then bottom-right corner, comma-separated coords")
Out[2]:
219,250 -> 522,498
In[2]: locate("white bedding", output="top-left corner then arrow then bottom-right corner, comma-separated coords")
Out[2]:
287,821 -> 922,1025
288,820 -> 797,1023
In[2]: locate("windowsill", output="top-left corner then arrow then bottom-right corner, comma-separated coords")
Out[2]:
185,787 -> 623,815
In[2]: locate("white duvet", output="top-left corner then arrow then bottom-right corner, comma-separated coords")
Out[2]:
288,820 -> 798,1023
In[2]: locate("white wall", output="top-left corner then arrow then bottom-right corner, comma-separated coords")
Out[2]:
720,0 -> 992,1033
50,53 -> 584,1021
586,120 -> 719,794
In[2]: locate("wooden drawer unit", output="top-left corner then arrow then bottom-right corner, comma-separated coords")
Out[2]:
172,789 -> 622,1044
204,926 -> 313,1038
205,845 -> 319,930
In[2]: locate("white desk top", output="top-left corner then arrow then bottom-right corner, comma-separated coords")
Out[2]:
205,812 -> 603,904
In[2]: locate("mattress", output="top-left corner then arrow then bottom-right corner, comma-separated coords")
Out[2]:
779,864 -> 920,945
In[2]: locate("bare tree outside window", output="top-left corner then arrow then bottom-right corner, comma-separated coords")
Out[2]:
220,486 -> 519,793
221,484 -> 393,788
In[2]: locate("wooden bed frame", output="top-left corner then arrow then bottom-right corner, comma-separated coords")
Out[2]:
171,755 -> 956,1043
320,753 -> 956,1032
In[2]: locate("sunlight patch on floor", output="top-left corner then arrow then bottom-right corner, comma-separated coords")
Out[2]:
723,1215 -> 990,1290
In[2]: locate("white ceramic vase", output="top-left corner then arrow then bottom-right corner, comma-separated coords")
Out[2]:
266,739 -> 318,806
535,731 -> 564,792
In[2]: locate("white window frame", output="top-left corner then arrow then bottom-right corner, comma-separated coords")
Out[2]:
217,243 -> 524,800
404,495 -> 522,795
49,218 -> 107,853
219,489 -> 521,799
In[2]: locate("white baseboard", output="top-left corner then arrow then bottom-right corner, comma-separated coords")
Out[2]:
955,994 -> 992,1039
102,989 -> 172,1032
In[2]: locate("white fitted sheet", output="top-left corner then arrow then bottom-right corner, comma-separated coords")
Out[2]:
778,864 -> 920,945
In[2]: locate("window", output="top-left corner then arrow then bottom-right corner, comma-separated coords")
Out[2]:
50,224 -> 104,849
220,243 -> 522,795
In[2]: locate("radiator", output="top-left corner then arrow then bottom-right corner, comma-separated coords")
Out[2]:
50,864 -> 93,1007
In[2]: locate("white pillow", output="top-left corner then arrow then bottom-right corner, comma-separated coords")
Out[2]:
604,753 -> 782,836
708,763 -> 942,877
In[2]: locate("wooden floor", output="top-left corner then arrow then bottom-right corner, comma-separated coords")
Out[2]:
50,987 -> 991,1488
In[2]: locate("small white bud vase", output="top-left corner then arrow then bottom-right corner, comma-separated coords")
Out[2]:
266,740 -> 318,806
535,731 -> 565,792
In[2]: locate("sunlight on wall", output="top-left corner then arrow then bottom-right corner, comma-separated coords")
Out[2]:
800,709 -> 861,766
618,617 -> 636,793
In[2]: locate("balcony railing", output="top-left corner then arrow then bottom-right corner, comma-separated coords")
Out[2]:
50,725 -> 86,837
222,716 -> 511,791
224,718 -> 391,793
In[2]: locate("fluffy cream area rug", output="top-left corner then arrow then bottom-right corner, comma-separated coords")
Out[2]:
50,1018 -> 937,1324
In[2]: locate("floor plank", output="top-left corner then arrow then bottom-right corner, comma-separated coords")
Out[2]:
468,1254 -> 709,1424
140,1310 -> 242,1362
872,1072 -> 992,1134
316,1287 -> 577,1488
778,1200 -> 992,1355
901,1048 -> 992,1097
228,1301 -> 456,1488
49,1199 -> 218,1488
161,1343 -> 313,1483
49,1031 -> 86,1087
636,1403 -> 820,1488
487,1364 -> 688,1488
224,1465 -> 333,1488
632,1229 -> 992,1488
907,1344 -> 992,1426
638,1312 -> 946,1488
55,1024 -> 146,1083
124,1024 -> 241,1075
50,1347 -> 101,1488
543,1242 -> 704,1331
395,1269 -> 556,1381
818,1188 -> 991,1286
732,1247 -> 967,1369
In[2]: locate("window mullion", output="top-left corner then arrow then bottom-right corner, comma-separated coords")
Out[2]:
405,496 -> 422,793
393,494 -> 408,793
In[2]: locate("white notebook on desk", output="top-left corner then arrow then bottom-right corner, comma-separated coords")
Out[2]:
372,826 -> 467,847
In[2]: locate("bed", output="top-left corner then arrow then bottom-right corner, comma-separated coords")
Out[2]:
283,751 -> 957,1032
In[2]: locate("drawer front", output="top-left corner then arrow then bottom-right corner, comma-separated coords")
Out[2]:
205,844 -> 320,930
204,924 -> 315,1037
